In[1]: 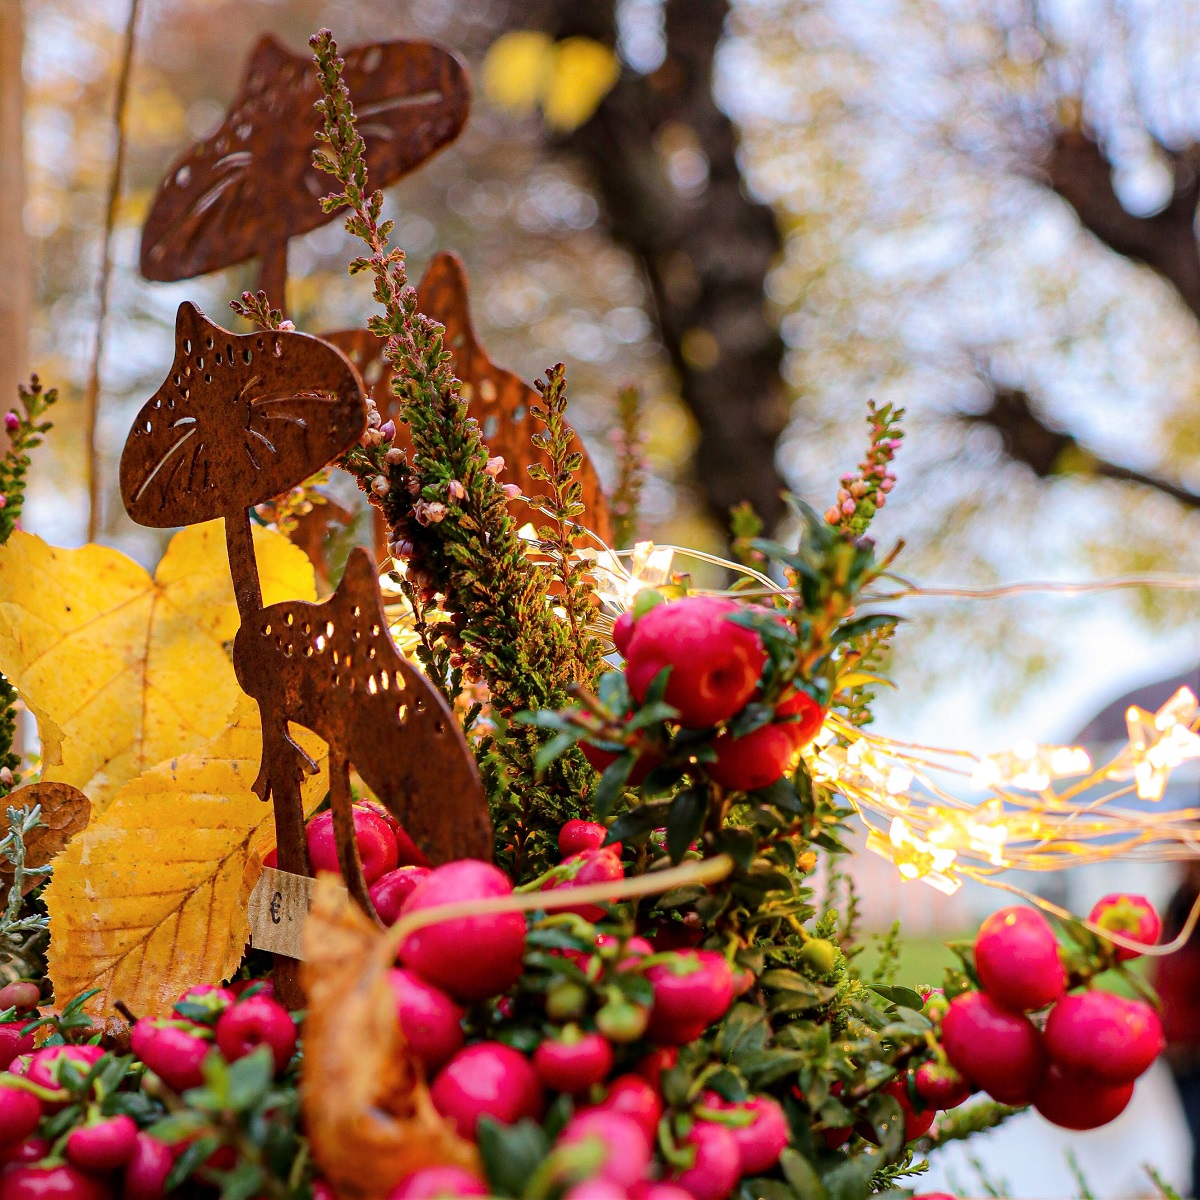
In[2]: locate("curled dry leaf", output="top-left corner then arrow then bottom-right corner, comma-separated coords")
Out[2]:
0,781 -> 90,897
301,875 -> 479,1200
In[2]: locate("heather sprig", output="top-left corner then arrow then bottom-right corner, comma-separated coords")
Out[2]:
824,400 -> 903,537
0,376 -> 57,545
610,384 -> 645,549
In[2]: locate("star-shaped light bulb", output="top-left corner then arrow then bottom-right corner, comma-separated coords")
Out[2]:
1114,686 -> 1200,801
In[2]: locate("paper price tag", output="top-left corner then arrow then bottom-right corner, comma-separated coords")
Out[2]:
247,866 -> 346,960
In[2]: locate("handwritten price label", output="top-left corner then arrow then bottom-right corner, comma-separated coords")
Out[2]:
247,866 -> 347,960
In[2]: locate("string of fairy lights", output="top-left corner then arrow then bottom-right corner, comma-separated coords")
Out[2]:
382,531 -> 1200,945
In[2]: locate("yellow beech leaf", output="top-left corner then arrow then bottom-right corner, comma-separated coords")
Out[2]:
43,697 -> 328,1025
481,30 -> 553,116
541,37 -> 621,132
0,521 -> 315,814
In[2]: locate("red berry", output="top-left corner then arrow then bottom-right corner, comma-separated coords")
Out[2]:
587,1075 -> 663,1144
868,1077 -> 935,1143
1032,1062 -> 1134,1130
774,691 -> 825,749
387,969 -> 464,1072
974,907 -> 1065,1013
0,986 -> 39,1014
544,848 -> 624,922
645,951 -> 735,1045
670,1120 -> 741,1200
558,821 -> 608,858
630,1187 -> 693,1200
357,801 -> 431,868
1043,991 -> 1163,1085
624,597 -> 767,729
579,739 -> 659,787
130,1020 -> 211,1093
0,1086 -> 40,1146
263,848 -> 278,868
215,994 -> 296,1073
912,1195 -> 960,1200
941,992 -> 1046,1105
613,612 -> 636,656
702,1092 -> 789,1175
706,724 -> 796,793
430,1043 -> 543,1140
23,1046 -> 105,1102
399,861 -> 526,1002
0,1165 -> 110,1200
228,978 -> 274,1001
122,1135 -> 173,1200
172,985 -> 234,1021
387,1166 -> 489,1199
0,1026 -> 35,1072
534,1033 -> 613,1094
310,1180 -> 338,1200
558,1111 -> 651,1186
634,1047 -> 677,1088
369,867 -> 431,926
913,1061 -> 973,1110
306,807 -> 398,885
563,1185 -> 625,1200
65,1115 -> 137,1171
0,1141 -> 47,1167
1089,894 -> 1161,961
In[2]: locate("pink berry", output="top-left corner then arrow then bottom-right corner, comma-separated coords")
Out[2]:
399,861 -> 526,1002
587,1074 -> 662,1144
974,907 -> 1065,1012
369,867 -> 431,925
23,1046 -> 104,1097
1032,1062 -> 1134,1130
215,994 -> 297,1073
774,691 -> 825,749
3,415 -> 18,435
544,847 -> 624,922
0,1140 -> 47,1167
671,1121 -> 740,1200
430,1043 -> 543,1140
1043,991 -> 1164,1085
1089,894 -> 1161,961
624,597 -> 767,729
306,806 -> 398,885
0,1026 -> 35,1072
645,951 -> 735,1045
859,1077 -> 934,1144
0,1085 -> 40,1146
630,1187 -> 694,1200
0,986 -> 39,1014
913,1061 -> 973,1110
359,801 -> 431,869
559,821 -> 608,858
703,1093 -> 789,1175
172,985 -> 234,1021
706,724 -> 796,793
130,1020 -> 211,1093
940,992 -> 1046,1105
387,1166 -> 489,1199
534,1033 -> 614,1094
65,1115 -> 137,1171
122,1134 -> 174,1200
558,1110 -> 651,1186
563,1185 -> 625,1200
579,738 -> 660,786
387,969 -> 464,1072
634,1048 -> 677,1089
612,612 -> 636,656
0,1165 -> 111,1200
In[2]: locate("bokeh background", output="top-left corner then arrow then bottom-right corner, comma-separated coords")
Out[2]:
12,0 -> 1200,1193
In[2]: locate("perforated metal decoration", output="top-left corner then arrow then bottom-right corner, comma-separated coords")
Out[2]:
120,303 -> 490,954
139,35 -> 470,302
326,251 -> 614,557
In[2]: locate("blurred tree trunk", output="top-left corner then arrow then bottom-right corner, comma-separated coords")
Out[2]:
0,0 -> 28,411
515,0 -> 788,530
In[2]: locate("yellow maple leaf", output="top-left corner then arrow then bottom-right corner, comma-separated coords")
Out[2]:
0,521 -> 315,815
44,697 -> 328,1023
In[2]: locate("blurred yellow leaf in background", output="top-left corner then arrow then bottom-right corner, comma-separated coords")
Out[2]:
482,31 -> 619,133
44,697 -> 328,1024
0,521 -> 315,814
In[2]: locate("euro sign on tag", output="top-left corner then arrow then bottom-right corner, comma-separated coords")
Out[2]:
248,866 -> 347,960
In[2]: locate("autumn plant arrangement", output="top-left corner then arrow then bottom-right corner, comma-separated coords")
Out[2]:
0,26 -> 1177,1200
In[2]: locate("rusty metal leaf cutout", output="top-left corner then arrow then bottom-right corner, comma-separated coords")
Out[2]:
0,782 -> 90,898
233,546 -> 492,912
325,251 -> 614,552
140,34 -> 470,284
120,302 -> 367,528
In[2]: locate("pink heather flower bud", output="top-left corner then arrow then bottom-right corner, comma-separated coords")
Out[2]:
447,480 -> 466,501
849,480 -> 868,498
841,499 -> 856,515
837,489 -> 850,504
0,767 -> 11,786
416,500 -> 448,525
879,477 -> 895,493
360,428 -> 383,448
484,456 -> 505,477
0,496 -> 7,509
875,494 -> 886,508
501,483 -> 521,501
3,413 -> 18,433
278,319 -> 296,332
371,475 -> 389,496
367,406 -> 382,429
385,446 -> 405,465
396,538 -> 415,558
824,506 -> 841,525
379,419 -> 396,440
888,438 -> 902,450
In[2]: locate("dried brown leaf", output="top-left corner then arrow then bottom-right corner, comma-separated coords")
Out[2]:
0,782 -> 90,896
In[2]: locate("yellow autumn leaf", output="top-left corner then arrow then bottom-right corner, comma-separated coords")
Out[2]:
541,37 -> 621,132
44,697 -> 328,1024
481,30 -> 553,116
0,520 -> 315,815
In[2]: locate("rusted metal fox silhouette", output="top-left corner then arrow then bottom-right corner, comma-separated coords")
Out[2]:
234,546 -> 491,910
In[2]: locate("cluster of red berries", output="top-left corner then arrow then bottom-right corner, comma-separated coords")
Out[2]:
936,897 -> 1164,1131
589,595 -> 824,794
0,981 -> 297,1200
